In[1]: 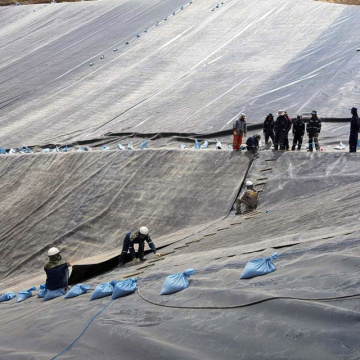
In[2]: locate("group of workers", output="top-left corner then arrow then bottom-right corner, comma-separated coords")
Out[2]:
233,107 -> 359,153
43,227 -> 162,292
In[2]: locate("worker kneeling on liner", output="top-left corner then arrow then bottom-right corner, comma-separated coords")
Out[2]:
44,247 -> 71,291
118,226 -> 161,266
236,181 -> 258,215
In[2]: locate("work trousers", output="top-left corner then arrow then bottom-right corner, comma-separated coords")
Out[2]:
233,133 -> 243,151
274,131 -> 287,150
292,133 -> 303,150
236,198 -> 257,214
121,238 -> 145,260
349,133 -> 358,153
308,133 -> 320,151
264,130 -> 275,145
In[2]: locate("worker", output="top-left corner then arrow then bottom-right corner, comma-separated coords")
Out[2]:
235,181 -> 258,215
246,134 -> 261,155
292,115 -> 305,150
118,226 -> 161,266
306,110 -> 321,152
274,110 -> 289,150
263,114 -> 275,145
44,247 -> 71,291
349,107 -> 359,153
284,111 -> 292,150
233,113 -> 247,151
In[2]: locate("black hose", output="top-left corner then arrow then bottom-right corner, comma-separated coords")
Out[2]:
137,288 -> 360,310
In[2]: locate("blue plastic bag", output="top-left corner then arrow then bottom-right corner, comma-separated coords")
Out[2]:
0,148 -> 6,154
193,140 -> 201,149
201,140 -> 209,149
160,269 -> 195,295
64,284 -> 91,299
17,287 -> 36,302
90,280 -> 118,301
140,140 -> 149,149
37,284 -> 47,298
240,252 -> 278,279
0,292 -> 16,302
117,142 -> 125,151
44,288 -> 66,301
101,145 -> 109,151
112,279 -> 137,300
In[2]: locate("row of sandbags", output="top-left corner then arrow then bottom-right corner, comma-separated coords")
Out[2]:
1,253 -> 278,304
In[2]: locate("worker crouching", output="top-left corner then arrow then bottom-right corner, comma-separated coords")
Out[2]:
235,181 -> 258,215
44,247 -> 71,291
118,226 -> 162,266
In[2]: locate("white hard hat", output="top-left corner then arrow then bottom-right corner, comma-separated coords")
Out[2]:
139,226 -> 149,235
240,113 -> 246,118
246,180 -> 253,187
47,247 -> 60,256
278,110 -> 284,116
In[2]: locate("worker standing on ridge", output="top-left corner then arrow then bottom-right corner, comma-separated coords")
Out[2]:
118,226 -> 162,266
349,107 -> 359,153
235,180 -> 258,215
263,113 -> 275,145
307,110 -> 321,152
44,247 -> 71,291
292,115 -> 305,150
246,134 -> 261,156
274,110 -> 288,150
232,113 -> 247,151
284,111 -> 292,150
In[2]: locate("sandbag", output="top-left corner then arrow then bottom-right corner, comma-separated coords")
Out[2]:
112,279 -> 137,300
17,287 -> 36,302
0,292 -> 16,302
160,269 -> 195,295
240,252 -> 278,279
37,284 -> 47,298
44,288 -> 66,301
90,280 -> 118,301
64,284 -> 91,299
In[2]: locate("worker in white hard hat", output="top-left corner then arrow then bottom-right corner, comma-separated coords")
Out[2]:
118,227 -> 161,266
235,180 -> 258,215
44,247 -> 71,291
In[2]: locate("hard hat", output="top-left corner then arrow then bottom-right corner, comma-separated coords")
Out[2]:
139,226 -> 149,235
246,180 -> 253,187
311,110 -> 317,115
240,113 -> 246,118
47,247 -> 60,256
278,110 -> 284,116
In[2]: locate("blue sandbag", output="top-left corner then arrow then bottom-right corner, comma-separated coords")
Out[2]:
0,292 -> 16,302
64,284 -> 91,299
37,284 -> 47,298
160,269 -> 195,295
17,287 -> 36,302
112,279 -> 137,300
44,288 -> 66,301
90,280 -> 118,301
240,252 -> 278,279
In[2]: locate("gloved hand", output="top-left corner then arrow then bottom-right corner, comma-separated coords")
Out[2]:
132,258 -> 139,265
155,253 -> 162,258
233,129 -> 237,135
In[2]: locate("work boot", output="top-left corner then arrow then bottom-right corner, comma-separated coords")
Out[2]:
291,146 -> 295,151
274,145 -> 278,151
117,256 -> 125,267
297,146 -> 301,151
139,257 -> 147,262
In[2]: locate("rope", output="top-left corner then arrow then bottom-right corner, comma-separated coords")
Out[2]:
51,299 -> 113,360
137,288 -> 360,310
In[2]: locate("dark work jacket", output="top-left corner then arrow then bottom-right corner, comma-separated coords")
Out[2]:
292,119 -> 305,135
307,117 -> 321,135
125,231 -> 157,259
44,262 -> 69,291
246,135 -> 259,150
263,117 -> 275,132
350,114 -> 359,135
274,116 -> 289,133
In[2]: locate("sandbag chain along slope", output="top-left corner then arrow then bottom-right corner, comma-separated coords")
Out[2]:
44,288 -> 66,302
17,287 -> 36,303
240,252 -> 278,279
64,284 -> 91,299
160,269 -> 195,295
0,291 -> 16,302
